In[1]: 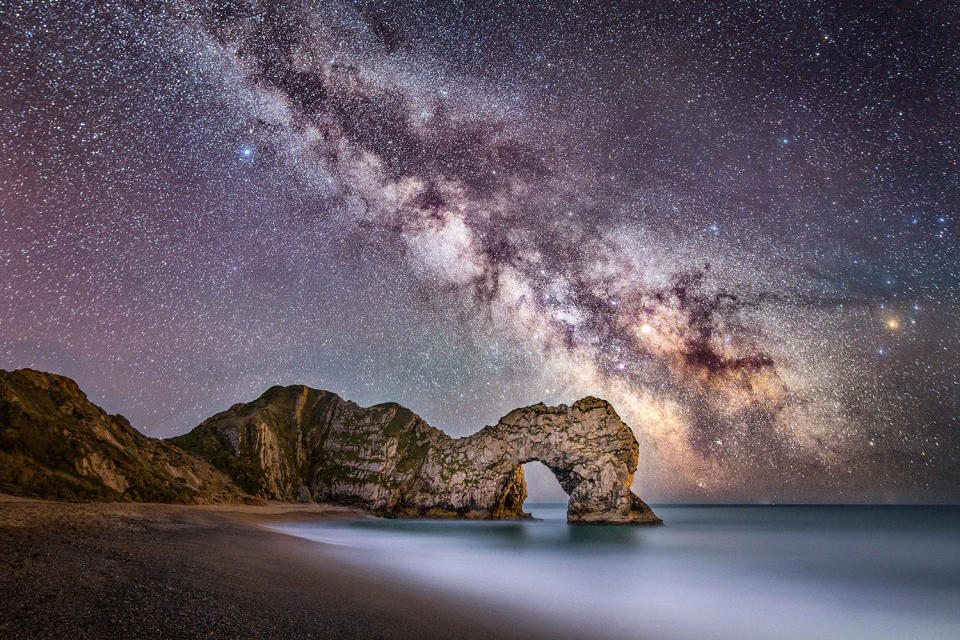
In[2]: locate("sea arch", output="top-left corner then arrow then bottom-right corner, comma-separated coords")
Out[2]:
415,397 -> 662,525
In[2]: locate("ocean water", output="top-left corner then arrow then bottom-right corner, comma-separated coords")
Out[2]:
267,504 -> 960,639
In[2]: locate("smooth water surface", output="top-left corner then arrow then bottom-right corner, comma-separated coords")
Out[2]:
268,504 -> 960,639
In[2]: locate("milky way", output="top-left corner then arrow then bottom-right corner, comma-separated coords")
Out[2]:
2,0 -> 958,501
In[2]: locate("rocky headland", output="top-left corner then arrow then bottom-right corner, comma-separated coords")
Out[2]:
1,368 -> 661,525
0,368 -> 246,504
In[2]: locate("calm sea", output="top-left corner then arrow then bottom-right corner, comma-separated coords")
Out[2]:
267,504 -> 960,639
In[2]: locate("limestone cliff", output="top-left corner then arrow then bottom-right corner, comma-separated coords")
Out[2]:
0,369 -> 249,503
171,385 -> 661,524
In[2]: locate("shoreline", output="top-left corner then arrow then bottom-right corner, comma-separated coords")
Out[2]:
0,496 -> 581,639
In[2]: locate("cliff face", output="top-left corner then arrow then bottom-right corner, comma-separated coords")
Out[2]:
169,386 -> 439,506
0,369 -> 248,503
172,385 -> 661,525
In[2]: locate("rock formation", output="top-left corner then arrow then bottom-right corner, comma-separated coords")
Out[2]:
0,369 -> 249,503
0,368 -> 661,524
172,385 -> 662,524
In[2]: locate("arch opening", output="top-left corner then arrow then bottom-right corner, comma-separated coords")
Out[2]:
520,461 -> 569,518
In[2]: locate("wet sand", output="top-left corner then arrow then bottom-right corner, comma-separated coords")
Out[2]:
0,496 -> 577,639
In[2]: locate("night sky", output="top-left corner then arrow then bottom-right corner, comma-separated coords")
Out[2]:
2,0 -> 958,502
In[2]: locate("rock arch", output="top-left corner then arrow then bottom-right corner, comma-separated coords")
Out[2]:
414,396 -> 662,525
173,386 -> 663,525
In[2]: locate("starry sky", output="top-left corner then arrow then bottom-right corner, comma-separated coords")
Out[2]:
2,0 -> 958,502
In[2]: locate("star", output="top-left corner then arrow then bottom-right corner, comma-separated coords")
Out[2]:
2,0 -> 957,504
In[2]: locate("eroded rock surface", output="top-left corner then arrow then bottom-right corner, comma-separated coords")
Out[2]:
420,396 -> 661,524
173,386 -> 661,525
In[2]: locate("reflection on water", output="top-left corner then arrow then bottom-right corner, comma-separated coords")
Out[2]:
268,504 -> 960,640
